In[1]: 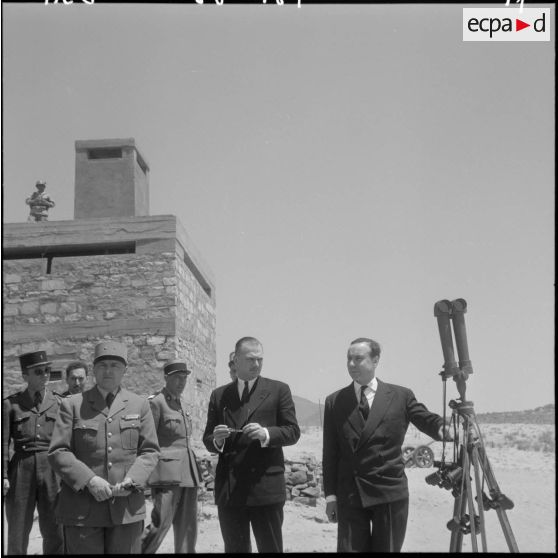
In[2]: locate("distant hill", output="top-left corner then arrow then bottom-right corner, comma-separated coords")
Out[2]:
292,395 -> 323,428
476,403 -> 555,425
292,396 -> 554,427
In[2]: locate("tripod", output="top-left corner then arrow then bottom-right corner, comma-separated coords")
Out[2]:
427,299 -> 519,552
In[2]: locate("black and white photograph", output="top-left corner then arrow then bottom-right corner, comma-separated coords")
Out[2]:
1,0 -> 554,553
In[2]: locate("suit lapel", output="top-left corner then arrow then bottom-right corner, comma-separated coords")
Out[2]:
245,377 -> 270,423
19,390 -> 37,414
108,388 -> 129,418
357,379 -> 393,451
221,382 -> 243,428
337,384 -> 364,452
38,389 -> 57,414
87,386 -> 109,417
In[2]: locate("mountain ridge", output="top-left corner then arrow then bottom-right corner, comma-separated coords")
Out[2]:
292,397 -> 554,428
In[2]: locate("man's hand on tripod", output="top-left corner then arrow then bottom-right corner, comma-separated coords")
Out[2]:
438,425 -> 453,442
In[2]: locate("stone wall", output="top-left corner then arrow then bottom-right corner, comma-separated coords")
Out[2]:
197,452 -> 324,507
2,250 -> 216,437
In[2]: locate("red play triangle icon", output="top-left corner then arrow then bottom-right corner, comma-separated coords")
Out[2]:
516,19 -> 530,31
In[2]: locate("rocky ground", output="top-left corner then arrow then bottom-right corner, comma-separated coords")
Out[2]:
8,424 -> 556,553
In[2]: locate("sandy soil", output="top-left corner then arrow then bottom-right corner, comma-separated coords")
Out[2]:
8,424 -> 556,553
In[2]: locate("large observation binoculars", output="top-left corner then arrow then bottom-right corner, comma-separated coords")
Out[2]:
434,298 -> 473,399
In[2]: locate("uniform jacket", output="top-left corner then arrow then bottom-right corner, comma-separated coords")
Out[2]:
3,388 -> 62,478
202,376 -> 300,507
147,387 -> 202,487
47,386 -> 160,527
322,379 -> 444,508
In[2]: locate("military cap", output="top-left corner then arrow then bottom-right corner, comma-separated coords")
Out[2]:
36,180 -> 47,188
164,360 -> 191,376
19,351 -> 52,370
93,340 -> 127,365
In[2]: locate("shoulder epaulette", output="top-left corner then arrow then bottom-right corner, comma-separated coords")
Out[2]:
148,390 -> 162,400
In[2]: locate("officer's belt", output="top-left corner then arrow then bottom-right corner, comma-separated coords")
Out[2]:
13,444 -> 49,454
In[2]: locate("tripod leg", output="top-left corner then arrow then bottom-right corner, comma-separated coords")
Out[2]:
471,446 -> 488,551
475,443 -> 520,552
462,447 -> 479,552
449,485 -> 467,552
449,444 -> 467,552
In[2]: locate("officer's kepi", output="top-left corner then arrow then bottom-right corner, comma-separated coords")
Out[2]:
93,340 -> 128,366
164,360 -> 191,376
19,351 -> 52,370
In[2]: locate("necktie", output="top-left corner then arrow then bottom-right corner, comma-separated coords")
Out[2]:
34,391 -> 43,410
106,392 -> 115,409
359,385 -> 369,421
241,381 -> 250,404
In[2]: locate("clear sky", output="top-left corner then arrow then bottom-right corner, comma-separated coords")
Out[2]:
1,2 -> 554,413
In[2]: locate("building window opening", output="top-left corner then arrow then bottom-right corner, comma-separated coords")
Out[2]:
87,148 -> 122,159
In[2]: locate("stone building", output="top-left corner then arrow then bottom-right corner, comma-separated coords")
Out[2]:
2,138 -> 216,435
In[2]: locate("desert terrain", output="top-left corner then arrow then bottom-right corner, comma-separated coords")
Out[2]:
8,423 -> 555,554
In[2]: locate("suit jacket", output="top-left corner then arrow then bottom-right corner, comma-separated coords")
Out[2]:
202,376 -> 300,507
48,386 -> 160,527
322,379 -> 443,508
3,389 -> 62,478
147,387 -> 202,487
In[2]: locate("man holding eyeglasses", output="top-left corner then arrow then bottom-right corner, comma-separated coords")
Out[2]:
2,350 -> 64,555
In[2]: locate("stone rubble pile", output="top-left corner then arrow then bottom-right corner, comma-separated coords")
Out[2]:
195,453 -> 324,508
284,456 -> 323,507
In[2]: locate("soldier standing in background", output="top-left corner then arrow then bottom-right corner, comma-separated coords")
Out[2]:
61,360 -> 89,397
141,360 -> 202,554
2,350 -> 64,555
228,351 -> 237,381
26,180 -> 55,222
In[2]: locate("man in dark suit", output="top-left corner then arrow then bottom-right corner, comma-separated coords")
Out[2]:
203,337 -> 300,553
322,337 -> 450,552
48,340 -> 160,554
3,350 -> 64,555
141,359 -> 202,553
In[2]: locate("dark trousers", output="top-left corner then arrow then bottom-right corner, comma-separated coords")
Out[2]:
141,486 -> 198,553
337,498 -> 409,552
5,452 -> 64,555
217,503 -> 284,553
64,521 -> 143,554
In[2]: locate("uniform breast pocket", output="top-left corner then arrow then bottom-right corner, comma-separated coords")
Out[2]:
43,411 -> 58,436
73,420 -> 100,452
120,419 -> 140,449
13,413 -> 32,437
163,415 -> 183,435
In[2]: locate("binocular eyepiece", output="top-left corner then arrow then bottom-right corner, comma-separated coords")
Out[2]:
434,298 -> 473,399
425,464 -> 463,492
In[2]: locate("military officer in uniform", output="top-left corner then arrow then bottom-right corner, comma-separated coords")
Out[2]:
141,359 -> 202,554
2,350 -> 64,555
48,340 -> 160,554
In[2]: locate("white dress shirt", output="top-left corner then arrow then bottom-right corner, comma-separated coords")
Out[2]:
353,376 -> 378,409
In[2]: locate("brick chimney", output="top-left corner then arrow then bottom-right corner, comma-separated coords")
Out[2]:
74,138 -> 150,219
